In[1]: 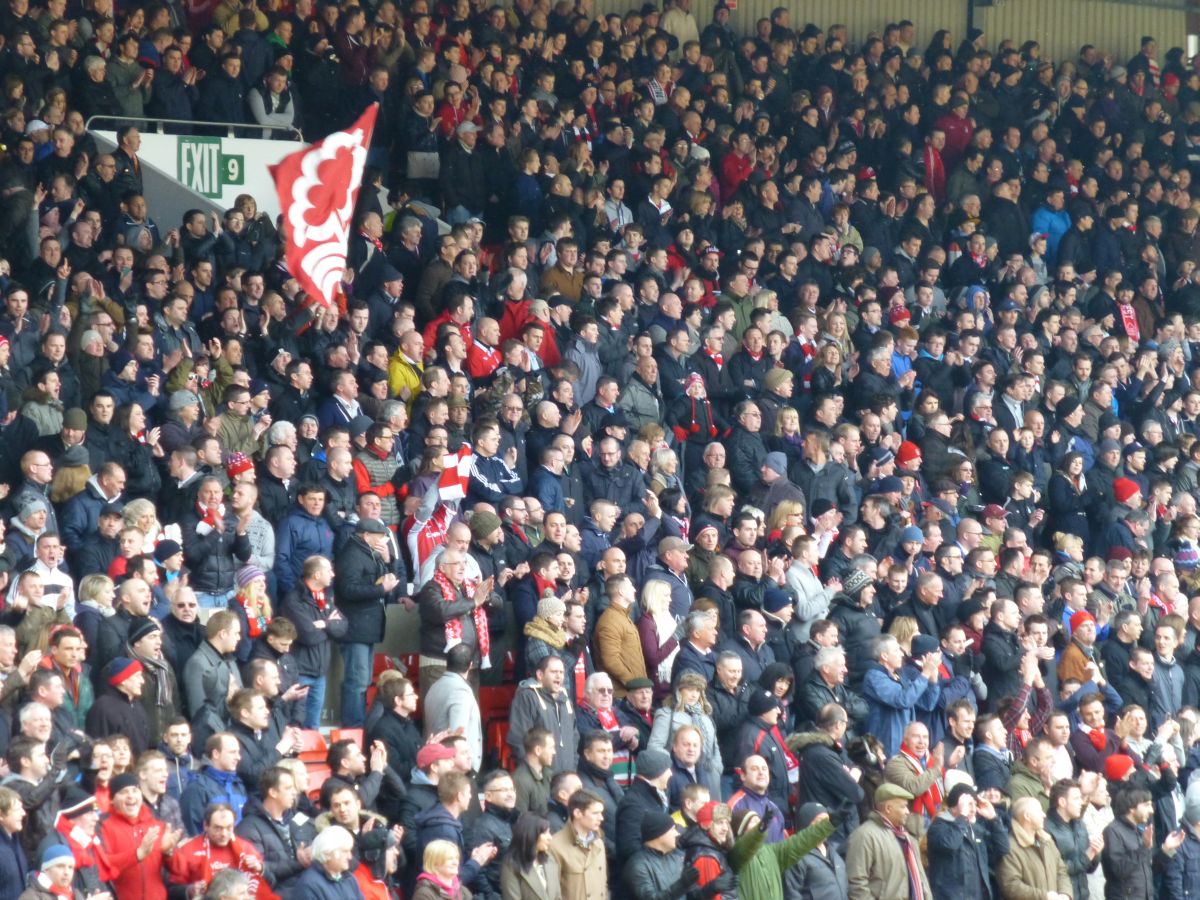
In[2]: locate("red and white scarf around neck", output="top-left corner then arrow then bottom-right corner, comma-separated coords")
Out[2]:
434,569 -> 491,669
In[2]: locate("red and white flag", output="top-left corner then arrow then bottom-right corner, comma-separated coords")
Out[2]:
270,104 -> 378,309
438,445 -> 474,502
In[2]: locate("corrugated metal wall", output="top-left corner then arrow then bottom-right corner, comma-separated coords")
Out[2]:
588,0 -> 1189,66
979,0 -> 1187,64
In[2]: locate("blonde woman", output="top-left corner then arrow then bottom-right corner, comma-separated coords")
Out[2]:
820,312 -> 852,370
122,498 -> 183,554
231,565 -> 272,663
809,342 -> 845,394
75,573 -> 116,650
638,580 -> 680,698
752,289 -> 793,338
414,839 -> 472,900
647,672 -> 723,797
766,500 -> 805,540
888,616 -> 919,656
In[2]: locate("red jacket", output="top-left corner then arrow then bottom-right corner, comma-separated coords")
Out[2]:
422,312 -> 474,352
354,863 -> 401,900
169,834 -> 270,899
719,151 -> 753,199
98,805 -> 169,900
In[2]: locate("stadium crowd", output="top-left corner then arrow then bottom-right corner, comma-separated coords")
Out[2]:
2,0 -> 1200,898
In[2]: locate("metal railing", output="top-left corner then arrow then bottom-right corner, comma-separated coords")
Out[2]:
84,115 -> 303,140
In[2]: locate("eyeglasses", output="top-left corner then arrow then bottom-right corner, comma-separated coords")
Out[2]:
594,686 -> 613,694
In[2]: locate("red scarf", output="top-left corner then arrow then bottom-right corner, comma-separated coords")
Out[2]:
360,231 -> 383,251
1084,726 -> 1108,751
746,349 -> 763,362
312,588 -> 326,612
434,569 -> 491,667
574,652 -> 586,700
534,573 -> 557,597
237,592 -> 267,638
899,741 -> 942,818
885,817 -> 926,900
706,348 -> 724,369
1118,302 -> 1140,341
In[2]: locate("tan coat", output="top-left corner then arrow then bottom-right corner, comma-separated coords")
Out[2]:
882,752 -> 942,841
500,855 -> 563,900
593,603 -> 648,697
1056,641 -> 1094,685
548,825 -> 606,900
996,819 -> 1071,900
846,811 -> 933,900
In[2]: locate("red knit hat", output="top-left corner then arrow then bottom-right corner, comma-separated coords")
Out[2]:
226,452 -> 254,479
1112,478 -> 1140,505
1069,610 -> 1095,633
1104,753 -> 1135,782
897,441 -> 922,466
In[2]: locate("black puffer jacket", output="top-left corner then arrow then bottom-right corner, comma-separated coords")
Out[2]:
180,507 -> 252,595
616,778 -> 670,860
791,732 -> 862,850
1044,810 -> 1098,900
797,673 -> 870,734
1101,816 -> 1156,900
279,582 -> 349,678
828,596 -> 882,688
465,805 -> 518,900
235,797 -> 313,895
366,708 -> 419,822
981,622 -> 1025,704
581,459 -> 644,510
783,846 -> 848,900
334,533 -> 397,645
724,425 -> 768,497
623,846 -> 691,900
707,682 -> 748,776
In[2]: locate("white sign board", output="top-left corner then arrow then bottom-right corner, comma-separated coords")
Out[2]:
92,130 -> 303,221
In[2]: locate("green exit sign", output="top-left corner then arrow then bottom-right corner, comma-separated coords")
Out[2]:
178,137 -> 245,198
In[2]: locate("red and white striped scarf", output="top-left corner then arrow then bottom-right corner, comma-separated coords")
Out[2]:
438,445 -> 474,501
433,568 -> 490,668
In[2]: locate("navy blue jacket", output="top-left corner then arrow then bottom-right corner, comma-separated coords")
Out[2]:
0,828 -> 28,900
926,811 -> 1008,900
273,508 -> 335,593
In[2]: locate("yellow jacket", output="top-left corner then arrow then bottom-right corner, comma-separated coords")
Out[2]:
388,350 -> 423,410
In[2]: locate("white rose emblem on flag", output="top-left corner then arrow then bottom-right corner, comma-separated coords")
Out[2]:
271,104 -> 379,309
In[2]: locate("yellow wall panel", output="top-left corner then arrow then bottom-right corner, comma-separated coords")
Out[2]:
979,0 -> 1187,65
587,0 -> 1187,68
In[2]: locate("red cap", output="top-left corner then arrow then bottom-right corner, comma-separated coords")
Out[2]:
1069,610 -> 1095,633
982,504 -> 1008,520
889,306 -> 912,325
416,743 -> 457,769
1104,753 -> 1135,782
